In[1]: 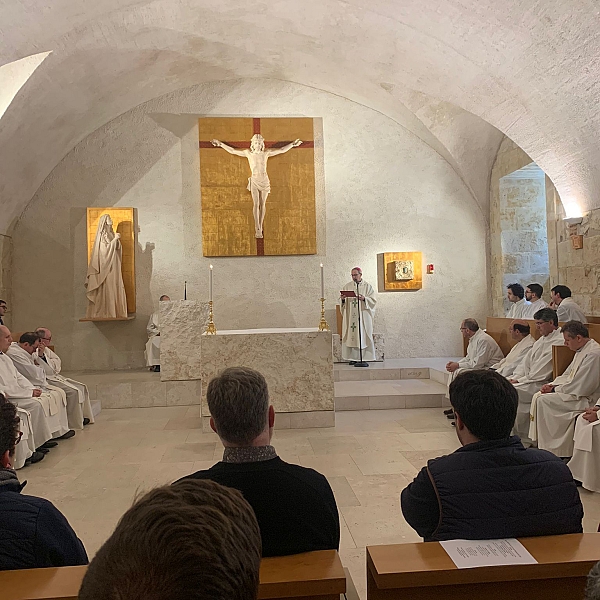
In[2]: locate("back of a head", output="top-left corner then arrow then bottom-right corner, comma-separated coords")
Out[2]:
585,561 -> 600,600
207,367 -> 269,445
552,284 -> 572,299
449,370 -> 518,440
0,393 -> 19,457
78,480 -> 261,600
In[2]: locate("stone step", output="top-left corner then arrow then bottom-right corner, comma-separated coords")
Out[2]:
335,378 -> 449,411
334,357 -> 458,382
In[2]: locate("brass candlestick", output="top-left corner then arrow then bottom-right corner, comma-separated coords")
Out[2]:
205,300 -> 217,335
318,298 -> 330,331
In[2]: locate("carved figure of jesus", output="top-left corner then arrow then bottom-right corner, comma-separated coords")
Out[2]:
211,134 -> 302,238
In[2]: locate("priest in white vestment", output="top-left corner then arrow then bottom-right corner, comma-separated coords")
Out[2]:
567,404 -> 600,492
529,321 -> 600,457
505,284 -> 530,319
145,295 -> 170,371
339,267 -> 377,363
522,283 -> 548,319
551,285 -> 587,323
0,326 -> 55,450
13,407 -> 36,469
509,308 -> 564,443
6,333 -> 72,440
445,318 -> 504,398
34,328 -> 94,429
491,320 -> 534,378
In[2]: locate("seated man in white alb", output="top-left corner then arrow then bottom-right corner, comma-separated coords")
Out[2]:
568,402 -> 600,493
34,328 -> 94,430
522,283 -> 548,319
509,308 -> 564,444
505,283 -> 530,319
6,332 -> 73,441
13,406 -> 39,468
145,295 -> 170,373
444,318 -> 503,414
529,321 -> 600,458
551,285 -> 587,323
0,326 -> 58,457
491,320 -> 534,379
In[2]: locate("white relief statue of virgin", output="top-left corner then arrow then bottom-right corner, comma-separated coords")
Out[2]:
85,214 -> 128,319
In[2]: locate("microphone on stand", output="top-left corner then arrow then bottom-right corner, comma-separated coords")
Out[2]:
184,281 -> 187,300
354,279 -> 368,368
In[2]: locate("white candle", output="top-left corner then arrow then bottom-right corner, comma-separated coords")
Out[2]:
320,263 -> 325,299
209,264 -> 213,302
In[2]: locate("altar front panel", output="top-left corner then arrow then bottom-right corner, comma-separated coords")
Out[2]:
200,330 -> 333,415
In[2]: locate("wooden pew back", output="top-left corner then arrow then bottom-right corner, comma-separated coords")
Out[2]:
367,533 -> 600,600
1,551 -> 346,600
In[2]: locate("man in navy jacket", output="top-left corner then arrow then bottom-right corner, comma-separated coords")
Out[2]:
401,369 -> 583,541
0,393 -> 88,570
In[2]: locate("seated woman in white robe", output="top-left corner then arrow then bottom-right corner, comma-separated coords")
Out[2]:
529,321 -> 600,458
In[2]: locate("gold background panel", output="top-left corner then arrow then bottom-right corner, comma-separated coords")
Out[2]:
377,252 -> 423,292
260,118 -> 314,143
198,117 -> 254,142
199,117 -> 317,257
87,207 -> 136,313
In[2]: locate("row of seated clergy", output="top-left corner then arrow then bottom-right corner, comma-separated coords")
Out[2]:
506,282 -> 588,323
144,294 -> 170,372
0,326 -> 94,468
529,320 -> 600,461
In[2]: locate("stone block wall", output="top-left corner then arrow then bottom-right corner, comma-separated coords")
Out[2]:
0,234 -> 12,326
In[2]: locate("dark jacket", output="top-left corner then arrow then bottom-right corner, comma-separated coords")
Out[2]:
0,471 -> 88,571
401,436 -> 583,541
178,457 -> 340,557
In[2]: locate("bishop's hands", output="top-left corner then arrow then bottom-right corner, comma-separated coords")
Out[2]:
583,406 -> 600,423
540,384 -> 556,394
32,389 -> 42,397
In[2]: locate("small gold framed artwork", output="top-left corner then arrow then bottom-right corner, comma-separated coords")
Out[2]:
377,252 -> 423,291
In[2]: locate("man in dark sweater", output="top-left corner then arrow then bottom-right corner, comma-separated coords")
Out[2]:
178,367 -> 340,557
401,369 -> 583,542
0,393 -> 88,570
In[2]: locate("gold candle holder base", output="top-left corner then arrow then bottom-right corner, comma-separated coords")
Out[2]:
318,298 -> 330,332
204,300 -> 217,335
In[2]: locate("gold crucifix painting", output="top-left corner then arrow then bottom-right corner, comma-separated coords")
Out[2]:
199,117 -> 317,257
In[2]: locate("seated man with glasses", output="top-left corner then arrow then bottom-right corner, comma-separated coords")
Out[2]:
0,393 -> 88,570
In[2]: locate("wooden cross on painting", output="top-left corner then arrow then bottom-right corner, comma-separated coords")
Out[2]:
199,117 -> 317,257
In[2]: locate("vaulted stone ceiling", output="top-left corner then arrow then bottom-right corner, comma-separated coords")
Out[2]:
1,0 -> 598,233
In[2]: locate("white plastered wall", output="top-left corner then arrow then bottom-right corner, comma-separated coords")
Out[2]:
13,79 -> 487,370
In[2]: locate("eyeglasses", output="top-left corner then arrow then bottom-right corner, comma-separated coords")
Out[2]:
40,338 -> 51,342
15,431 -> 23,445
459,327 -> 468,331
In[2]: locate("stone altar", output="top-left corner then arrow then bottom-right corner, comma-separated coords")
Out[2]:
160,300 -> 210,381
200,328 -> 334,429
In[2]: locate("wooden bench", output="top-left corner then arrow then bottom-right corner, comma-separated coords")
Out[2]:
1,550 -> 346,600
367,533 -> 600,600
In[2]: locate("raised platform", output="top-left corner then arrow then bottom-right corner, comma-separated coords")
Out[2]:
334,358 -> 457,411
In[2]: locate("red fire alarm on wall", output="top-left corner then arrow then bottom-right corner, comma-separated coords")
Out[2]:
426,264 -> 434,274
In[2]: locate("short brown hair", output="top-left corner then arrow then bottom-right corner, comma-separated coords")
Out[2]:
0,394 -> 19,457
207,367 -> 269,445
79,480 -> 261,600
561,320 -> 589,339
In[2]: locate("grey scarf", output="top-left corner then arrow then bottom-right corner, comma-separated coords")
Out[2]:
0,468 -> 25,493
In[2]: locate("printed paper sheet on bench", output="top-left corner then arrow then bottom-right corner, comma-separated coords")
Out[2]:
440,538 -> 538,569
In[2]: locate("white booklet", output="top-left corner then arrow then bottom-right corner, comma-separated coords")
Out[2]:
440,538 -> 538,569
